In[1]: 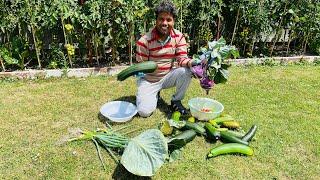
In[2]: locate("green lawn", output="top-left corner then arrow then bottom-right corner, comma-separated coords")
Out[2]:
0,65 -> 319,179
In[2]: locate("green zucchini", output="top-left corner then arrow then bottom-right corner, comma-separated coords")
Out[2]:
220,131 -> 249,146
242,125 -> 258,142
207,143 -> 254,158
204,123 -> 220,140
117,61 -> 157,81
184,122 -> 206,135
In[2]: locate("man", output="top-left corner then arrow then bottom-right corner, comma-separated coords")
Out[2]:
135,0 -> 199,117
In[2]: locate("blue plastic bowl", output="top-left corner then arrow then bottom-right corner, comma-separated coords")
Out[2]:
188,97 -> 224,121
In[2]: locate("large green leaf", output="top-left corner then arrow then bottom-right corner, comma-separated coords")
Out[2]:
214,68 -> 229,84
120,129 -> 168,177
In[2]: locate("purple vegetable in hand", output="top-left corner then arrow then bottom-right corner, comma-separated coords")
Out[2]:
200,77 -> 214,90
191,64 -> 204,79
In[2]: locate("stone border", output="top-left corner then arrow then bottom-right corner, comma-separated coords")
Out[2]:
0,56 -> 319,79
226,55 -> 319,65
0,66 -> 128,79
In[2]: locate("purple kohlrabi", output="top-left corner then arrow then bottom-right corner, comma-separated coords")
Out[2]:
191,64 -> 204,79
200,77 -> 215,90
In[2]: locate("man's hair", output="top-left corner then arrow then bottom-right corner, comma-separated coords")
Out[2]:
155,0 -> 177,19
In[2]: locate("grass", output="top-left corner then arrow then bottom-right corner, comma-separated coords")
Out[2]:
0,65 -> 319,179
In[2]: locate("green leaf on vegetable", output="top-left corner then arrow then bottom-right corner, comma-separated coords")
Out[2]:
169,148 -> 183,162
214,68 -> 229,84
120,129 -> 168,177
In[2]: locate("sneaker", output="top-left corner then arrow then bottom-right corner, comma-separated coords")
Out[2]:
170,100 -> 189,115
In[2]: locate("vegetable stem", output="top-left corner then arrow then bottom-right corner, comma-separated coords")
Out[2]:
92,138 -> 106,170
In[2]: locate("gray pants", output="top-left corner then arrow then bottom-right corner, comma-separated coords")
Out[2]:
136,67 -> 192,117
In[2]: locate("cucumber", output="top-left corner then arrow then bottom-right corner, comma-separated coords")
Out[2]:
225,130 -> 245,138
242,125 -> 258,142
207,143 -> 254,158
168,130 -> 197,150
220,131 -> 249,146
184,122 -> 206,135
204,123 -> 220,140
117,61 -> 157,81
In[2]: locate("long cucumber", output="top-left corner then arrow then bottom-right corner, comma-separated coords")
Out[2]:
117,61 -> 157,81
208,143 -> 254,158
184,122 -> 206,135
242,125 -> 258,142
204,123 -> 220,140
220,131 -> 249,146
168,130 -> 197,150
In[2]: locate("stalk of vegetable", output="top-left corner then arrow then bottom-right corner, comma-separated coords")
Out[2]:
207,143 -> 254,158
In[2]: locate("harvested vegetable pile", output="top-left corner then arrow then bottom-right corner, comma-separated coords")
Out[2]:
159,111 -> 258,160
64,109 -> 258,177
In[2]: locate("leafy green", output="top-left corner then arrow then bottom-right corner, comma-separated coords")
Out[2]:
200,37 -> 239,84
120,129 -> 168,177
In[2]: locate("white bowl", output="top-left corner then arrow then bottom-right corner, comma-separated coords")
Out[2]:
100,101 -> 138,122
188,97 -> 224,121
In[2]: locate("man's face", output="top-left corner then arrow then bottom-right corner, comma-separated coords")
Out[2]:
156,12 -> 174,37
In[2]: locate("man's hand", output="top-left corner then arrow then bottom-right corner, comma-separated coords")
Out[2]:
191,60 -> 201,67
134,72 -> 145,78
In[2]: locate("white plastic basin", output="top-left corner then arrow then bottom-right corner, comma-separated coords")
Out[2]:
100,101 -> 138,122
188,97 -> 224,121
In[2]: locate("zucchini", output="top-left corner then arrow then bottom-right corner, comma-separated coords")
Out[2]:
204,123 -> 220,140
117,61 -> 157,81
184,122 -> 206,135
220,131 -> 249,146
207,143 -> 254,158
168,130 -> 197,150
242,125 -> 258,142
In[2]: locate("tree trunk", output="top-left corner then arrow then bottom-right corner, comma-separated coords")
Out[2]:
216,16 -> 221,40
31,25 -> 41,69
0,57 -> 5,71
61,17 -> 73,67
286,30 -> 292,56
93,31 -> 100,66
128,22 -> 133,65
270,1 -> 288,57
303,34 -> 309,54
231,8 -> 240,45
250,32 -> 256,56
86,31 -> 93,66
